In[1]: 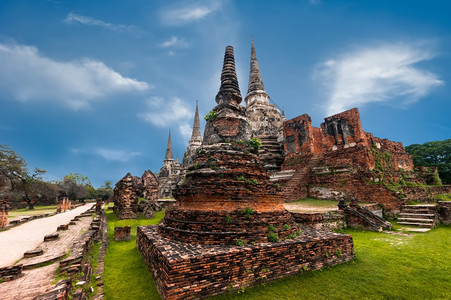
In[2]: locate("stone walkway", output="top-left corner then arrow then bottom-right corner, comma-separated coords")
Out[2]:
0,206 -> 97,300
0,203 -> 94,268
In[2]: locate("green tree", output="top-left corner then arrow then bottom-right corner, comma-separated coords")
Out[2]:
405,139 -> 451,184
0,144 -> 50,209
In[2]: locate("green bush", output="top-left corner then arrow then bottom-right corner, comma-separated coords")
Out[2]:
204,110 -> 218,121
268,224 -> 276,232
236,239 -> 245,246
267,232 -> 279,242
241,207 -> 255,219
247,138 -> 262,151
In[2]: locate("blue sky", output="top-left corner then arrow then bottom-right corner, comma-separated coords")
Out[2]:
0,0 -> 450,188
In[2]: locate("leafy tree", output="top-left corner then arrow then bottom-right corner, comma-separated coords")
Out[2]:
405,139 -> 451,184
0,144 -> 51,209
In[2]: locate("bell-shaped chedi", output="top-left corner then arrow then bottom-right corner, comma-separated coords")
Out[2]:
203,46 -> 252,145
244,39 -> 285,172
158,45 -> 300,245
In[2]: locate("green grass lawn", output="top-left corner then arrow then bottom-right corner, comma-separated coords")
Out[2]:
9,204 -> 57,218
104,209 -> 164,300
104,208 -> 450,300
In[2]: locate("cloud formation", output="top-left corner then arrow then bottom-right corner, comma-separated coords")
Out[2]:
72,147 -> 141,162
317,43 -> 444,115
160,2 -> 221,26
159,36 -> 189,48
0,43 -> 149,110
138,97 -> 193,141
64,12 -> 144,36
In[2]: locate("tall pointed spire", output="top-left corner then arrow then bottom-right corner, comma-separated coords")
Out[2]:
246,37 -> 266,98
164,130 -> 174,161
215,46 -> 242,105
189,101 -> 202,146
245,38 -> 270,107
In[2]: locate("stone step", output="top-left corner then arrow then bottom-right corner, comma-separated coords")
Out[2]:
397,217 -> 434,223
398,213 -> 435,218
402,204 -> 436,208
400,208 -> 436,214
397,221 -> 434,228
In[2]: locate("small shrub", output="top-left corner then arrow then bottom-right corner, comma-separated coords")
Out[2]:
247,138 -> 262,151
193,162 -> 200,169
267,232 -> 279,242
335,249 -> 342,257
283,224 -> 290,230
241,207 -> 255,219
235,139 -> 245,145
204,110 -> 218,121
296,229 -> 302,236
225,214 -> 231,223
209,163 -> 218,170
236,239 -> 245,246
237,175 -> 245,181
268,224 -> 276,232
245,178 -> 259,185
196,148 -> 205,154
287,233 -> 296,239
324,251 -> 330,258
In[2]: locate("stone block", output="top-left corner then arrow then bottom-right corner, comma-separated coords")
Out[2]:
44,233 -> 59,242
24,248 -> 44,258
57,224 -> 69,231
114,226 -> 131,241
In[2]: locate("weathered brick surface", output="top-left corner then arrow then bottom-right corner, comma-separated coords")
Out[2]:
437,201 -> 451,225
291,211 -> 346,230
113,173 -> 140,219
137,226 -> 354,300
0,199 -> 8,228
114,226 -> 131,241
56,197 -> 71,213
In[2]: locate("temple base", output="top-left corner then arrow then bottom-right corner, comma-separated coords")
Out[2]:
137,226 -> 355,299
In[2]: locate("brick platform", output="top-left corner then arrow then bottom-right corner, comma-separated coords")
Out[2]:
138,225 -> 354,299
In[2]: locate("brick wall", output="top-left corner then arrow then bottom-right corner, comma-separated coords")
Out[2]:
0,199 -> 8,228
137,225 -> 354,300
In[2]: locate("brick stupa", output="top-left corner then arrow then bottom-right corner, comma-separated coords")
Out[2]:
137,45 -> 355,300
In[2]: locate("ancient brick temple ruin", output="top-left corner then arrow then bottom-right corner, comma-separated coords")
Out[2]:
113,170 -> 159,219
56,197 -> 71,213
0,199 -> 8,228
138,45 -> 355,299
157,131 -> 182,199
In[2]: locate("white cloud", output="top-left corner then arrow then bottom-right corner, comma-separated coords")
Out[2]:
64,12 -> 144,36
0,43 -> 149,110
159,36 -> 189,48
71,147 -> 141,162
316,43 -> 444,115
94,148 -> 141,162
160,2 -> 221,26
138,97 -> 193,141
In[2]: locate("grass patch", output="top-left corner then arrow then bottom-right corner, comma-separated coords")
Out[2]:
104,209 -> 164,300
288,198 -> 339,207
435,193 -> 451,201
213,225 -> 450,299
9,205 -> 57,218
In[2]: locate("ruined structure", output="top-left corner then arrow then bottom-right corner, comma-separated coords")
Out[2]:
182,101 -> 202,167
158,131 -> 181,198
113,170 -> 159,219
138,46 -> 355,299
272,108 -> 422,216
244,39 -> 284,172
56,197 -> 71,213
0,199 -> 8,228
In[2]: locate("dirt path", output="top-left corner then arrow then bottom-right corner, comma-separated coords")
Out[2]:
0,203 -> 94,268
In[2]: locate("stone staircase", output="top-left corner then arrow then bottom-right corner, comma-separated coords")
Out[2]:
257,135 -> 284,172
397,205 -> 437,228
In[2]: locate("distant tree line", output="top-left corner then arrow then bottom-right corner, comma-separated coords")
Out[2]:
405,139 -> 451,184
0,144 -> 113,209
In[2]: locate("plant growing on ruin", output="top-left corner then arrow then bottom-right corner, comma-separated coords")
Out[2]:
287,233 -> 296,239
209,162 -> 218,170
237,175 -> 245,181
241,207 -> 255,219
235,139 -> 245,145
247,138 -> 262,152
236,239 -> 245,246
193,162 -> 200,169
267,232 -> 279,242
283,224 -> 290,230
268,224 -> 276,232
225,214 -> 231,223
335,249 -> 342,257
204,110 -> 218,121
324,251 -> 330,258
245,178 -> 259,185
196,148 -> 205,155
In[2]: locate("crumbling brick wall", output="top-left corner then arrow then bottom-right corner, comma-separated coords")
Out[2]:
0,199 -> 8,228
56,197 -> 71,213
